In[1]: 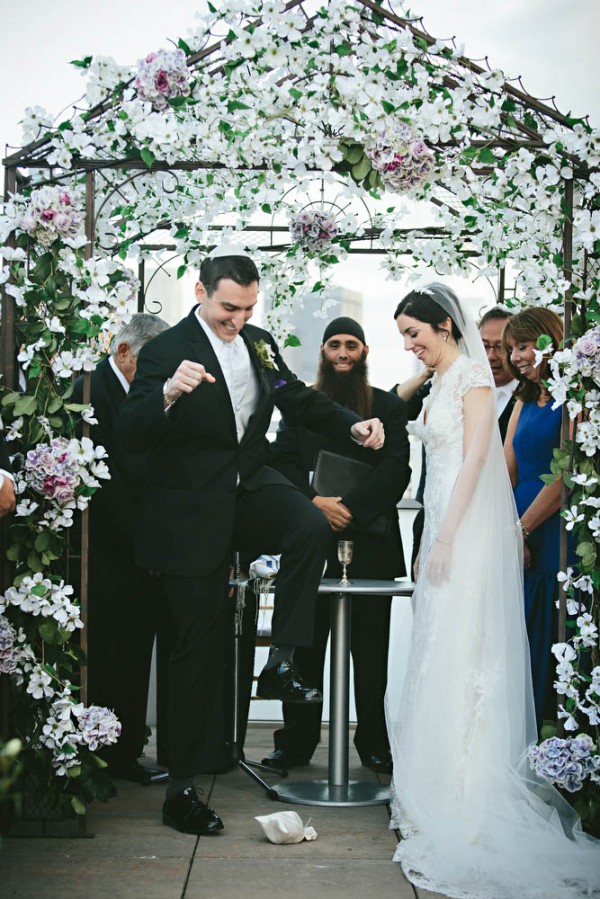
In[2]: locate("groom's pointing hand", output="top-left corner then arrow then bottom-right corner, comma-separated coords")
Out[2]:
351,418 -> 385,450
164,359 -> 216,407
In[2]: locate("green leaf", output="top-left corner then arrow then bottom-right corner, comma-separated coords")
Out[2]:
1,391 -> 21,408
6,543 -> 21,562
30,253 -> 54,282
288,88 -> 302,101
352,156 -> 371,181
477,147 -> 496,165
461,146 -> 478,161
334,42 -> 352,57
63,402 -> 90,412
13,394 -> 38,416
381,100 -> 396,115
176,264 -> 187,280
576,541 -> 596,568
261,203 -> 272,214
70,56 -> 93,69
38,621 -> 59,644
342,144 -> 364,165
71,796 -> 86,815
177,38 -> 191,55
536,333 -> 553,351
26,550 -> 43,572
140,147 -> 155,169
34,533 -> 50,553
284,334 -> 301,348
53,296 -> 73,311
227,100 -> 251,112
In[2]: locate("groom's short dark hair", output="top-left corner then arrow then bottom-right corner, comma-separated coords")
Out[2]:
199,255 -> 260,297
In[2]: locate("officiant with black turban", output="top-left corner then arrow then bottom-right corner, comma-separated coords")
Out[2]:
261,316 -> 411,775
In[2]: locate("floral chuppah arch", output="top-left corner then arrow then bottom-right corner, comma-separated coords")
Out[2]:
0,0 -> 598,824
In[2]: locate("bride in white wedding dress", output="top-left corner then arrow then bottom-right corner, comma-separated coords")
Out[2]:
386,284 -> 599,899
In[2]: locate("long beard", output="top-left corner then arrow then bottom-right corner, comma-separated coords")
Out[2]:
314,352 -> 373,420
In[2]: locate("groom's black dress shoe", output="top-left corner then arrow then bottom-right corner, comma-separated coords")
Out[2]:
360,750 -> 393,774
110,761 -> 169,785
162,787 -> 224,835
260,749 -> 311,770
256,662 -> 323,703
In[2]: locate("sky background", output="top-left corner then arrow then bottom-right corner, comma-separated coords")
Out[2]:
1,0 -> 598,388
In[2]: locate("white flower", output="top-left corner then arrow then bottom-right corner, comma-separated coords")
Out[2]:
563,505 -> 585,531
552,642 -> 577,663
27,665 -> 55,700
81,406 -> 98,426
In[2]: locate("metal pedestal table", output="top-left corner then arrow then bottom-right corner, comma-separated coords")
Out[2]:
275,577 -> 414,808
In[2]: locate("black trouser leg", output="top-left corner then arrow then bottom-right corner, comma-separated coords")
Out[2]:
233,483 -> 331,648
350,594 -> 392,758
162,567 -> 231,778
273,595 -> 331,758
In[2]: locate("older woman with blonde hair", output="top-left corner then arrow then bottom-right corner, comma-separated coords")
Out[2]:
502,306 -> 574,730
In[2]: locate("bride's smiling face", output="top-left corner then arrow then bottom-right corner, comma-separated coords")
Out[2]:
396,312 -> 452,370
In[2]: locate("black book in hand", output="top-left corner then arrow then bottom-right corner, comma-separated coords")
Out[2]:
312,449 -> 393,538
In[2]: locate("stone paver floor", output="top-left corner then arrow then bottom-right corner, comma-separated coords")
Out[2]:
0,724 -> 449,899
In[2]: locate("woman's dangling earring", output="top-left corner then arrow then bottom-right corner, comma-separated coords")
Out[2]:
443,331 -> 448,342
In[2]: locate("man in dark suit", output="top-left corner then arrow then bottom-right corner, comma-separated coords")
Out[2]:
74,313 -> 171,784
261,317 -> 411,775
118,250 -> 385,836
478,306 -> 517,442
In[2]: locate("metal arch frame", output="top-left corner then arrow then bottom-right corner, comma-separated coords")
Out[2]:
0,0 -> 593,741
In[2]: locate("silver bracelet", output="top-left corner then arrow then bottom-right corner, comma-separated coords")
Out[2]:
517,519 -> 530,539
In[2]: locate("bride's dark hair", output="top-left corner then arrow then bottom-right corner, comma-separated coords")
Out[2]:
393,284 -> 463,342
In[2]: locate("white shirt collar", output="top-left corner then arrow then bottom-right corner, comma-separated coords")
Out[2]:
109,354 -> 130,393
496,378 -> 518,400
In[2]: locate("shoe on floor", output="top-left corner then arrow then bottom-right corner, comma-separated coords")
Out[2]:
162,786 -> 224,835
360,750 -> 393,774
260,748 -> 311,771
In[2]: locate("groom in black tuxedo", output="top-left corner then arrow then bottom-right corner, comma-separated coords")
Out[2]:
119,249 -> 385,835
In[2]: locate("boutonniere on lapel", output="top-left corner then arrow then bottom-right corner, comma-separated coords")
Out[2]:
254,339 -> 279,371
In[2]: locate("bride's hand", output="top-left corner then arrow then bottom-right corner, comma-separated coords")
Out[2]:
425,537 -> 452,585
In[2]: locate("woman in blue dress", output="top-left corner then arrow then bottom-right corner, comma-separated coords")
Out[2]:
503,307 -> 572,730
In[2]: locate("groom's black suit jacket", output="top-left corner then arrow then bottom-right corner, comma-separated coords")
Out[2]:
119,307 -> 361,578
